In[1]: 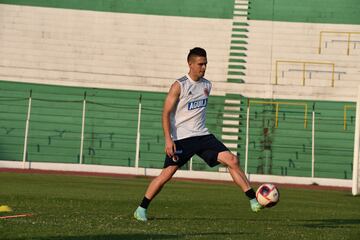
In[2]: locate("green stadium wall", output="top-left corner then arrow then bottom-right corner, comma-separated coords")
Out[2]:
0,0 -> 235,19
0,80 -> 356,179
0,80 -> 225,170
238,98 -> 355,179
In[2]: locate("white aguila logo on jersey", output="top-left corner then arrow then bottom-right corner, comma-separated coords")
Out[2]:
188,98 -> 208,110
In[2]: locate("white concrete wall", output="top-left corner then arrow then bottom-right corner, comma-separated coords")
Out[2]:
0,160 -> 352,188
0,4 -> 232,92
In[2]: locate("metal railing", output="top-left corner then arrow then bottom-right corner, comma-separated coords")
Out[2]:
275,60 -> 336,87
318,31 -> 360,55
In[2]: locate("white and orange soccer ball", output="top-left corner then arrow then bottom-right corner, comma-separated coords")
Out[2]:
256,183 -> 280,208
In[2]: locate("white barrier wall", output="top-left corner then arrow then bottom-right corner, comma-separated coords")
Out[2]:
0,160 -> 352,188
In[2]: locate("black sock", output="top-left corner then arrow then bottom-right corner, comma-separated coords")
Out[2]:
140,197 -> 151,209
245,188 -> 256,200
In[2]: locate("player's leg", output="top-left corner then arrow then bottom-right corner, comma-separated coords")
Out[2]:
145,165 -> 179,200
134,165 -> 178,221
217,151 -> 262,212
197,134 -> 262,212
217,151 -> 251,192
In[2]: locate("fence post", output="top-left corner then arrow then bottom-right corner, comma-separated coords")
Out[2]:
245,99 -> 250,175
135,94 -> 142,168
79,92 -> 86,164
22,90 -> 32,169
311,104 -> 316,178
352,86 -> 360,195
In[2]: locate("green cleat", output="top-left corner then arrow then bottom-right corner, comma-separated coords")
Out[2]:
250,198 -> 263,212
134,206 -> 148,222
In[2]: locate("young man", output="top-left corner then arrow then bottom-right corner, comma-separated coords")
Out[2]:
134,47 -> 262,221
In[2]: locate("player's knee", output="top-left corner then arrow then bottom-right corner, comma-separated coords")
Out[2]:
158,174 -> 171,184
226,155 -> 239,168
157,167 -> 177,184
153,175 -> 169,188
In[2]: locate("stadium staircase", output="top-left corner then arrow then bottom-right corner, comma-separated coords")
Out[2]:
226,0 -> 250,84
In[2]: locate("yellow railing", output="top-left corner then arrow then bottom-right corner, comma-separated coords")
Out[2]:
249,100 -> 308,128
344,104 -> 356,130
275,60 -> 335,87
318,31 -> 360,55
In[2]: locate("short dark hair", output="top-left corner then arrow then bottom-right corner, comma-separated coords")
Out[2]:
187,47 -> 207,62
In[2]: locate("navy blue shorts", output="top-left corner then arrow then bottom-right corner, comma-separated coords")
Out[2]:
164,134 -> 229,168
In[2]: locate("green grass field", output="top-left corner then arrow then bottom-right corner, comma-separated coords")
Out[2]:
0,171 -> 360,240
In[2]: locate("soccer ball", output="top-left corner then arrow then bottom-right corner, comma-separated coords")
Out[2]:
256,183 -> 280,208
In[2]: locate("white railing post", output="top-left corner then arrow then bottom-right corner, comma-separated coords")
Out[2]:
135,95 -> 142,168
245,99 -> 250,175
311,107 -> 315,178
352,86 -> 360,195
79,92 -> 86,164
22,90 -> 32,169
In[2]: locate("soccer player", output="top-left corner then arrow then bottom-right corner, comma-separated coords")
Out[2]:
134,47 -> 262,221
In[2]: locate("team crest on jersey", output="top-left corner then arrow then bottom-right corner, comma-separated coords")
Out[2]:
188,98 -> 208,110
204,88 -> 209,96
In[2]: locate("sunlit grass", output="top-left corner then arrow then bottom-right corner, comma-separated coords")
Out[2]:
0,172 -> 359,240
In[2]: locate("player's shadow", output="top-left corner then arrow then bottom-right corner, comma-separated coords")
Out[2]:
300,218 -> 360,228
10,231 -> 249,240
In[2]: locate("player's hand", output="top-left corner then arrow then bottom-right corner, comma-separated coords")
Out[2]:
165,138 -> 176,158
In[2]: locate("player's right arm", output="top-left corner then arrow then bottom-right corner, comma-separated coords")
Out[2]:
162,81 -> 181,158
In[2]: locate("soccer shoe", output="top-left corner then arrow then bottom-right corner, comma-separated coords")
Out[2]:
250,198 -> 263,212
133,206 -> 147,222
0,205 -> 13,212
